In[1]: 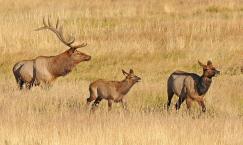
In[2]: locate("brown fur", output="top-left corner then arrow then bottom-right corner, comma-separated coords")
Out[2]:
13,18 -> 91,89
167,60 -> 220,112
34,48 -> 91,84
86,69 -> 141,112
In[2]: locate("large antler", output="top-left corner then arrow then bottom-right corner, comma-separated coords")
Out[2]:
35,17 -> 87,49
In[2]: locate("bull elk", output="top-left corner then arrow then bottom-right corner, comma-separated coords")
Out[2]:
167,60 -> 220,112
86,69 -> 141,112
13,18 -> 91,89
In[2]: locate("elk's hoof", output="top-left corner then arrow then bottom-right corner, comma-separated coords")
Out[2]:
202,107 -> 206,112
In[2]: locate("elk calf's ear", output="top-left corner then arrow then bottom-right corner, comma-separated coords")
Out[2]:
122,69 -> 129,76
207,60 -> 213,66
129,69 -> 134,74
198,60 -> 206,68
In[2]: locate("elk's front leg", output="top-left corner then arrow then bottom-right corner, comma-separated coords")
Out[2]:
108,99 -> 113,111
198,99 -> 206,112
186,97 -> 192,110
121,99 -> 128,111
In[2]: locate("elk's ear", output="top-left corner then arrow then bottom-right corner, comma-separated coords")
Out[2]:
207,60 -> 213,66
122,69 -> 129,76
129,69 -> 134,74
198,60 -> 206,68
68,48 -> 76,54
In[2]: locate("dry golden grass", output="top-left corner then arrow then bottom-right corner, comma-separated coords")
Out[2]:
0,0 -> 243,144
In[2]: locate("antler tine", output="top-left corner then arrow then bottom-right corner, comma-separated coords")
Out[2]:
43,17 -> 48,27
35,17 -> 47,31
67,37 -> 75,45
56,26 -> 74,46
58,26 -> 67,43
56,18 -> 59,29
59,25 -> 63,35
72,43 -> 87,49
47,17 -> 52,27
57,25 -> 75,46
36,17 -> 87,48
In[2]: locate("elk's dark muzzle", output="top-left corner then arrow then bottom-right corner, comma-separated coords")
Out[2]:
136,77 -> 141,82
215,70 -> 220,76
84,55 -> 91,61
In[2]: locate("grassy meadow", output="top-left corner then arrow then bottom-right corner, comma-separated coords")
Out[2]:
0,0 -> 243,144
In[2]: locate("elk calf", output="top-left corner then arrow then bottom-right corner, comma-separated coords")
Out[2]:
86,69 -> 141,112
167,60 -> 220,112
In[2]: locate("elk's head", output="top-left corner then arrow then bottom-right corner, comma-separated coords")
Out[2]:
122,69 -> 141,83
67,47 -> 91,64
36,17 -> 91,64
198,60 -> 220,78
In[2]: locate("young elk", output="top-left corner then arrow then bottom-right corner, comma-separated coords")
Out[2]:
86,69 -> 141,112
13,18 -> 91,89
167,60 -> 220,112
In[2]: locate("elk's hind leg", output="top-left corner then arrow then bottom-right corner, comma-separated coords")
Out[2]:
108,99 -> 113,112
17,79 -> 24,90
175,90 -> 187,110
26,82 -> 33,90
167,86 -> 174,110
86,87 -> 97,107
91,97 -> 102,112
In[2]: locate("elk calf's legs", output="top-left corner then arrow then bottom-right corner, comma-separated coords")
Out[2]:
86,96 -> 96,106
121,99 -> 128,111
108,99 -> 113,111
91,97 -> 102,112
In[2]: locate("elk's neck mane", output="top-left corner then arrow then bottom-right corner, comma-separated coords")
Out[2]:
197,75 -> 212,96
48,52 -> 76,77
116,79 -> 136,95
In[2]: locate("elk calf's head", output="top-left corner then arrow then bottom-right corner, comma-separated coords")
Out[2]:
122,69 -> 141,83
198,60 -> 220,78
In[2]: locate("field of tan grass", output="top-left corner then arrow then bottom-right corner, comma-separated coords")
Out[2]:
0,0 -> 243,145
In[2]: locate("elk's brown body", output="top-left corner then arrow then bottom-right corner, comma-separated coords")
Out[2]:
86,69 -> 141,112
167,60 -> 220,112
13,18 -> 91,89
